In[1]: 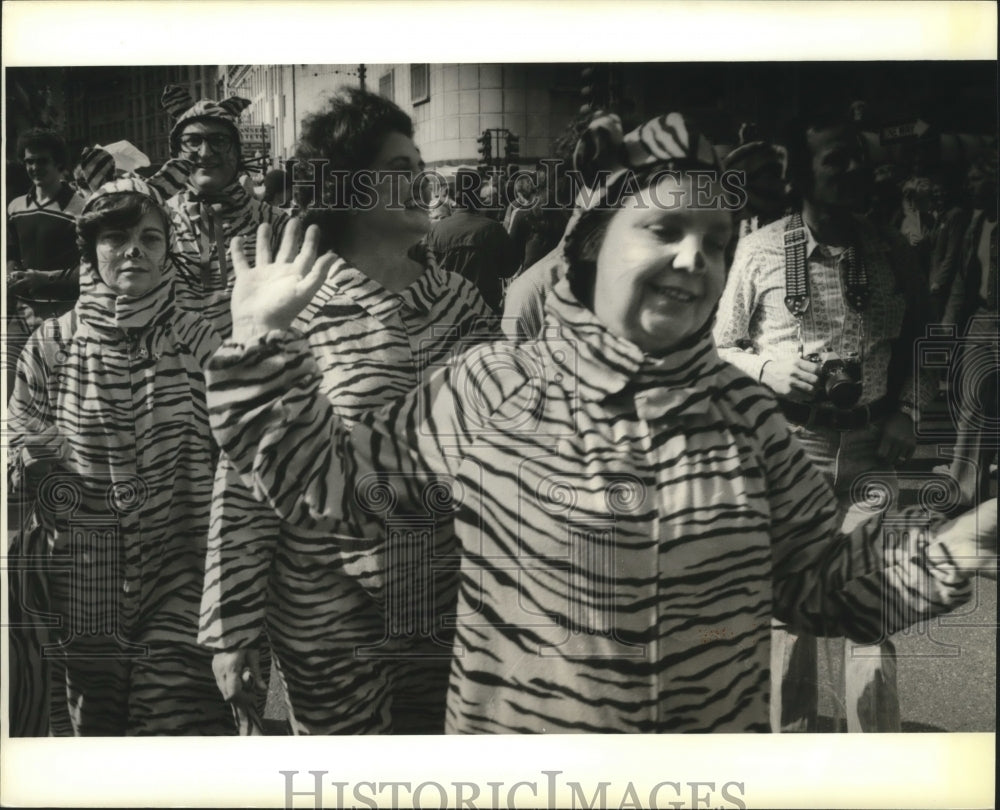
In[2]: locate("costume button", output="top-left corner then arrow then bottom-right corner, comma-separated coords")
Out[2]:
122,581 -> 132,594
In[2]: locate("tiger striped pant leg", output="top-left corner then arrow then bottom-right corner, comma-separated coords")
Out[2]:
48,660 -> 74,736
266,543 -> 393,735
6,560 -> 56,737
6,637 -> 50,737
47,566 -> 132,735
62,654 -> 131,736
379,523 -> 459,735
125,642 -> 235,736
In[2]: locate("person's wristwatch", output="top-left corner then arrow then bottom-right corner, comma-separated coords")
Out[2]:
898,400 -> 916,419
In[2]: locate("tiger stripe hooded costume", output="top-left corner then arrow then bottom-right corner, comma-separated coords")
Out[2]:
205,114 -> 975,733
160,85 -> 290,340
7,174 -> 232,735
199,231 -> 498,735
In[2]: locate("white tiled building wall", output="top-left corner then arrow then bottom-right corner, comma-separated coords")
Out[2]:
221,63 -> 579,168
366,63 -> 578,166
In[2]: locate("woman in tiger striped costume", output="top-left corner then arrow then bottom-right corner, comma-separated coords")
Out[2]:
208,113 -> 995,733
203,89 -> 497,734
7,176 -> 232,735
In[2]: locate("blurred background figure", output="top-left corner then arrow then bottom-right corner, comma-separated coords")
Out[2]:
260,168 -> 294,211
501,172 -> 535,233
6,128 -> 86,399
426,174 -> 454,223
424,179 -> 519,312
507,168 -> 572,282
938,152 -> 999,510
722,137 -> 789,242
899,175 -> 935,247
866,163 -> 903,231
929,164 -> 981,321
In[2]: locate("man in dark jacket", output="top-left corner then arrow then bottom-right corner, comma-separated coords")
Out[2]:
424,184 -> 519,312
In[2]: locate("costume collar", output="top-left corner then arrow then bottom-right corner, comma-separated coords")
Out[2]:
542,275 -> 720,419
318,255 -> 440,323
75,258 -> 175,340
182,177 -> 251,215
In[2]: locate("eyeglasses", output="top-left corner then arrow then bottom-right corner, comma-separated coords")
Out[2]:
178,133 -> 234,153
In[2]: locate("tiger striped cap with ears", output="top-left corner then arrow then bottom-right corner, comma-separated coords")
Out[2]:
162,84 -> 251,156
622,112 -> 719,172
81,177 -> 166,215
559,111 -> 722,285
78,151 -> 194,211
75,145 -> 193,203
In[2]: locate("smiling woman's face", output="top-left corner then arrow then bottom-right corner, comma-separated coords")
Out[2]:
348,130 -> 430,243
593,173 -> 733,356
95,210 -> 168,297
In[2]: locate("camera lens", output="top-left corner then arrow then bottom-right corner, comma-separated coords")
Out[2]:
826,369 -> 863,408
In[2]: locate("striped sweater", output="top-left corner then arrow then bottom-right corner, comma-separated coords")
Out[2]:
208,275 -> 971,733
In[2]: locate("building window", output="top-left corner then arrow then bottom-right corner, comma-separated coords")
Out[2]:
410,64 -> 430,105
379,70 -> 395,102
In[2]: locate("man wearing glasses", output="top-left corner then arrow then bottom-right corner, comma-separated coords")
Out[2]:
161,86 -> 289,339
6,128 -> 86,395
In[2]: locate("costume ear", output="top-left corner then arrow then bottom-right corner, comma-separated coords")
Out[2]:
162,85 -> 194,118
218,96 -> 251,117
147,158 -> 194,203
573,113 -> 625,186
628,112 -> 718,169
75,146 -> 116,195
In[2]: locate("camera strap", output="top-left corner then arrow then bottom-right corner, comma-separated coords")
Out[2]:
783,212 -> 870,318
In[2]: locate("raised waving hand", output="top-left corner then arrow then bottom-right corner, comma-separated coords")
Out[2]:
229,219 -> 337,344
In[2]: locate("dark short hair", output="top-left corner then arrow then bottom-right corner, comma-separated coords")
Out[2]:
76,192 -> 172,266
17,128 -> 69,170
293,88 -> 414,252
781,102 -> 863,199
261,169 -> 288,204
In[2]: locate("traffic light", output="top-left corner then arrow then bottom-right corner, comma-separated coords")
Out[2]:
477,130 -> 492,163
505,132 -> 520,164
580,64 -> 623,115
579,64 -> 608,115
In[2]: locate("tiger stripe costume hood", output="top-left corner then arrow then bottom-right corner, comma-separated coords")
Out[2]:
6,154 -> 231,735
560,111 -> 725,358
161,85 -> 251,159
72,155 -> 193,336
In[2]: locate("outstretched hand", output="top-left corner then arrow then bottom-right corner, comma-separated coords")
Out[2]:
229,219 -> 338,344
931,498 -> 998,579
212,647 -> 264,702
